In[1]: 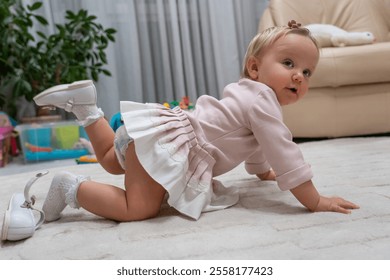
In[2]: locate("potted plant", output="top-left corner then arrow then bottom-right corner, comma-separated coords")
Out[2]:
0,0 -> 116,121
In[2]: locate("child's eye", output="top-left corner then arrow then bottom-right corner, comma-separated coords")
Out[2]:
282,59 -> 294,68
303,69 -> 312,77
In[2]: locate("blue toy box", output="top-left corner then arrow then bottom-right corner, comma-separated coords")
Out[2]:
15,121 -> 90,163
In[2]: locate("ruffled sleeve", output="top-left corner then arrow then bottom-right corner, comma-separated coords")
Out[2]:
246,88 -> 313,191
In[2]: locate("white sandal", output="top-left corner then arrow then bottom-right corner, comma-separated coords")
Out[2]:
1,171 -> 48,241
33,80 -> 97,112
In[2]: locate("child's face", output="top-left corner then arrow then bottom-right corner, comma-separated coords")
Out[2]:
250,33 -> 319,106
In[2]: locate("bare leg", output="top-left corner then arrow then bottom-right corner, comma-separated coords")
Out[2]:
33,80 -> 123,174
34,81 -> 166,221
76,142 -> 166,221
84,118 -> 124,175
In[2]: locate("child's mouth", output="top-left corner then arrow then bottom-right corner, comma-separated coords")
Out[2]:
289,88 -> 297,93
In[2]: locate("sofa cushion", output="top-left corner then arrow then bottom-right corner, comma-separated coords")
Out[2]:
310,42 -> 390,88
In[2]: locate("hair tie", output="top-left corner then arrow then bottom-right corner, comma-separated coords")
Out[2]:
288,20 -> 302,29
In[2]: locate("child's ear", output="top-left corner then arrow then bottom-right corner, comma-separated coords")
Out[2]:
246,56 -> 260,80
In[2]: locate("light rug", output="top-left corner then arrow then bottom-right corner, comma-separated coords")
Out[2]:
0,137 -> 389,259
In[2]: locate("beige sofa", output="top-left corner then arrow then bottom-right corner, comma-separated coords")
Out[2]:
259,0 -> 390,138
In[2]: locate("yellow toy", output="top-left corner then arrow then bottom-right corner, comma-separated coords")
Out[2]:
76,155 -> 98,164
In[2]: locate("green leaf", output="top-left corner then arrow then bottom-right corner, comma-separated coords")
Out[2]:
87,15 -> 97,21
91,70 -> 98,81
80,10 -> 87,18
100,35 -> 108,45
36,31 -> 47,39
107,34 -> 115,42
105,28 -> 117,34
26,17 -> 33,27
28,2 -> 43,11
99,51 -> 107,64
26,33 -> 35,41
101,69 -> 111,76
13,17 -> 29,29
34,15 -> 48,25
66,11 -> 76,19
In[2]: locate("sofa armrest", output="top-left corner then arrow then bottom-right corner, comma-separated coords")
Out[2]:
311,42 -> 390,88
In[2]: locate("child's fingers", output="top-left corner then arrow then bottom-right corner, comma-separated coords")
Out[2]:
344,201 -> 360,209
331,197 -> 359,214
336,197 -> 360,210
315,196 -> 359,214
330,204 -> 351,214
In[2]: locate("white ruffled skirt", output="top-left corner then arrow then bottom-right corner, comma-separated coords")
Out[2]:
120,101 -> 238,220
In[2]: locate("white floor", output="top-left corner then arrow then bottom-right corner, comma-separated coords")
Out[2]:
0,155 -> 77,176
1,136 -> 390,260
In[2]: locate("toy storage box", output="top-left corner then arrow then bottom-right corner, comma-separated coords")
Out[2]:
15,121 -> 90,163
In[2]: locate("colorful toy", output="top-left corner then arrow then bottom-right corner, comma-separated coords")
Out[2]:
25,142 -> 53,152
179,96 -> 189,109
109,112 -> 123,132
170,100 -> 179,108
74,137 -> 96,164
163,96 -> 195,110
76,154 -> 98,164
0,112 -> 19,157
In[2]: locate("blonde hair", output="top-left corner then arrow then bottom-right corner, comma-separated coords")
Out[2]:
241,25 -> 319,78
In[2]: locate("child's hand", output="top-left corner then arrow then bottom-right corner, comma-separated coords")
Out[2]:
315,196 -> 359,214
257,169 -> 276,181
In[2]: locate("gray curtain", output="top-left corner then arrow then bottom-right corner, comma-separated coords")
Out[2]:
32,0 -> 267,119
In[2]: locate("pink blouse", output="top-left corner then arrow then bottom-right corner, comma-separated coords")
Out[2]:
186,78 -> 313,191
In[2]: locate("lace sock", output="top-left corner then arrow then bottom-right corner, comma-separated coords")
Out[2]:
42,171 -> 90,222
71,105 -> 104,127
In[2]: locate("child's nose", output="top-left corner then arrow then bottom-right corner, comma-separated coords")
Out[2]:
292,73 -> 303,83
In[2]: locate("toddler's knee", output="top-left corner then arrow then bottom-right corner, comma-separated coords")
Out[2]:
103,165 -> 125,175
118,208 -> 160,222
98,149 -> 125,175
